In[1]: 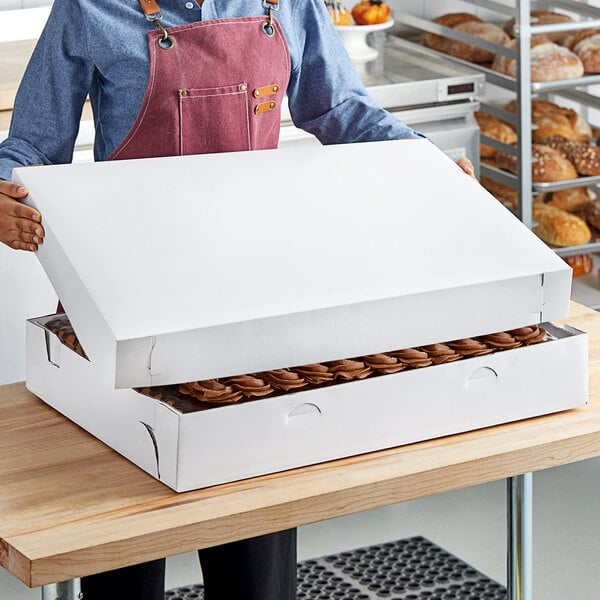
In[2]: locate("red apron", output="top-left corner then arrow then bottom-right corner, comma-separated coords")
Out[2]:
58,0 -> 290,315
108,0 -> 291,160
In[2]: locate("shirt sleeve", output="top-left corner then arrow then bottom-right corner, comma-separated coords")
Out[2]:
285,0 -> 424,144
0,0 -> 93,181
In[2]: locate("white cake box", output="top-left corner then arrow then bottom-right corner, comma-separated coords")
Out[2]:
16,139 -> 588,492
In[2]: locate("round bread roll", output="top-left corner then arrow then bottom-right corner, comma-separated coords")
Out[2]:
447,21 -> 510,63
504,10 -> 573,43
480,176 -> 517,210
545,135 -> 600,176
573,33 -> 600,73
533,204 -> 591,247
423,14 -> 508,63
504,99 -> 592,143
495,144 -> 578,182
422,13 -> 482,53
584,198 -> 600,230
492,37 -> 584,81
547,187 -> 591,212
474,111 -> 517,158
563,29 -> 600,51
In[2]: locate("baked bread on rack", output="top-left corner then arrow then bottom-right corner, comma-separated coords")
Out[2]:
492,36 -> 584,81
495,143 -> 578,182
544,135 -> 600,176
563,29 -> 600,73
546,187 -> 591,212
504,10 -> 573,43
480,176 -> 518,210
504,99 -> 592,143
422,13 -> 509,63
533,203 -> 592,247
474,111 -> 517,158
584,198 -> 600,230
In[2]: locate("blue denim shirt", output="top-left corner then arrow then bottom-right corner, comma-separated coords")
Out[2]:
0,0 -> 423,181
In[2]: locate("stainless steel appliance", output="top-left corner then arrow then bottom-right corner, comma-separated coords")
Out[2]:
280,35 -> 485,175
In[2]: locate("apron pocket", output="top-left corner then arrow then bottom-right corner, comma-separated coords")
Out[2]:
179,84 -> 251,155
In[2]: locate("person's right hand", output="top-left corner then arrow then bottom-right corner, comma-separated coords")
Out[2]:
0,180 -> 44,252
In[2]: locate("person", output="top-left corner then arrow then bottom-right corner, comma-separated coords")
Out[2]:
0,0 -> 474,598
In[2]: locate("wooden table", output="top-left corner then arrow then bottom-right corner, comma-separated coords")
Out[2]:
2,302 -> 600,599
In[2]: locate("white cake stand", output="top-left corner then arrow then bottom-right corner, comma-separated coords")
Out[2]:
335,19 -> 394,63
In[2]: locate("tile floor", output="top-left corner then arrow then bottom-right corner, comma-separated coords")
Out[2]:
2,457 -> 600,599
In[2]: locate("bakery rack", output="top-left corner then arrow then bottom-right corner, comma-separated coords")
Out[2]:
392,1 -> 600,263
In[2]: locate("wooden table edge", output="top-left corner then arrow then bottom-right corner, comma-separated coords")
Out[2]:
2,301 -> 600,586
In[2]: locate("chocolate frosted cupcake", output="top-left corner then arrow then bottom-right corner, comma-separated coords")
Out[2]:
447,338 -> 494,357
260,369 -> 308,392
363,353 -> 406,374
508,326 -> 548,345
44,315 -> 88,360
479,332 -> 522,350
420,343 -> 462,365
293,363 -> 334,385
389,348 -> 433,368
327,359 -> 373,381
223,374 -> 274,398
179,379 -> 243,404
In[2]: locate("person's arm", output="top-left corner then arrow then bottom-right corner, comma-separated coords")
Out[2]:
0,0 -> 93,251
285,0 -> 423,144
284,0 -> 474,177
0,0 -> 93,182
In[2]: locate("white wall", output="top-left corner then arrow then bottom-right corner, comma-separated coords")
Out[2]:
1,4 -> 56,385
0,0 -> 51,9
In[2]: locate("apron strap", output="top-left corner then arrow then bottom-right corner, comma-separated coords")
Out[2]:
138,0 -> 162,20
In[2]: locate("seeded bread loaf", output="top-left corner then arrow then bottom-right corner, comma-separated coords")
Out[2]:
495,144 -> 577,182
545,135 -> 600,176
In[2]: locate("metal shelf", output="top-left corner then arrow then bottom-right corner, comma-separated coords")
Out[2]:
395,1 -> 600,288
555,244 -> 600,257
534,176 -> 600,193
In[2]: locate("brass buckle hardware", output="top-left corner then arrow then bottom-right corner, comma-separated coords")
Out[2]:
262,0 -> 279,36
153,18 -> 175,50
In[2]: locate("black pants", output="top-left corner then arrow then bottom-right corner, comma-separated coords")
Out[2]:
80,529 -> 297,600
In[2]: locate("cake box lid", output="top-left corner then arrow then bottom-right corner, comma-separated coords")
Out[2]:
15,139 -> 571,389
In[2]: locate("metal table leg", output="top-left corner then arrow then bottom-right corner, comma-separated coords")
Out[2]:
507,473 -> 533,600
41,580 -> 81,600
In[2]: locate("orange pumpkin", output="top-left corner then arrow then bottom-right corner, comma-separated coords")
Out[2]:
351,0 -> 391,25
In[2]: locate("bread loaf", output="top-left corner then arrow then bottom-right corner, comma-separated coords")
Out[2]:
547,187 -> 591,212
544,135 -> 600,176
504,99 -> 591,143
495,144 -> 578,182
584,198 -> 600,230
572,32 -> 600,73
533,204 -> 591,246
563,29 -> 600,51
423,13 -> 509,63
422,13 -> 481,51
492,37 -> 584,81
474,111 -> 517,158
504,10 -> 573,43
480,176 -> 517,210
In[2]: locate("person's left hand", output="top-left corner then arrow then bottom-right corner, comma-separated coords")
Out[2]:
455,157 -> 475,178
